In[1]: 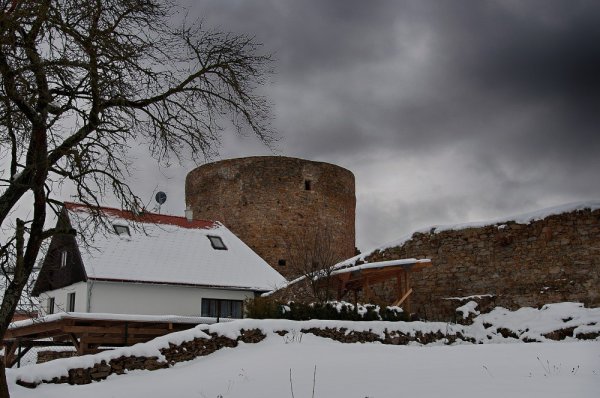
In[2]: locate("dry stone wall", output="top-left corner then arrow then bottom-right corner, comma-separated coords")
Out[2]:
17,329 -> 266,388
186,156 -> 356,279
37,350 -> 77,364
18,315 -> 598,389
363,208 -> 600,320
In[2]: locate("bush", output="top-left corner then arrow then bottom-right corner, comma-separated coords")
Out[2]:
245,298 -> 409,321
245,297 -> 283,319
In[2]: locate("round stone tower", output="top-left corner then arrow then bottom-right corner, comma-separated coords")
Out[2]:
185,156 -> 356,278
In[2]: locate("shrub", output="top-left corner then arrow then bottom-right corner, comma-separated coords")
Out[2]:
245,298 -> 409,321
245,297 -> 284,319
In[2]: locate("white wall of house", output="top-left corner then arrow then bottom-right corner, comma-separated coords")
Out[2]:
39,281 -> 88,316
87,281 -> 254,317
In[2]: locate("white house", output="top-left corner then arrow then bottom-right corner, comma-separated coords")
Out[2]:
32,203 -> 287,319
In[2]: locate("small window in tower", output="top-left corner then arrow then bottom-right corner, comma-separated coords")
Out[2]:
60,251 -> 67,268
304,180 -> 312,191
113,224 -> 130,236
278,259 -> 286,266
208,235 -> 227,250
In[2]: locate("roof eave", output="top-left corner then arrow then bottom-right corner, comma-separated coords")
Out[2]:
88,277 -> 273,292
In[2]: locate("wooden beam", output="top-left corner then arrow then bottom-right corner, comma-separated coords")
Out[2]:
4,325 -> 47,339
63,325 -> 162,335
8,346 -> 32,369
392,288 -> 413,307
4,321 -> 65,339
2,340 -> 74,348
68,333 -> 80,352
78,336 -> 151,345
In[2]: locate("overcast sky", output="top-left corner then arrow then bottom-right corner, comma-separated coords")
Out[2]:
126,0 -> 600,251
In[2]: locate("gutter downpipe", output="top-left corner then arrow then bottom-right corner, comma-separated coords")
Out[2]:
86,280 -> 93,312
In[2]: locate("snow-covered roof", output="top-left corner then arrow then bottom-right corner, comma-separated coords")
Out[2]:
9,311 -> 223,329
263,258 -> 431,296
330,258 -> 431,275
65,203 -> 287,291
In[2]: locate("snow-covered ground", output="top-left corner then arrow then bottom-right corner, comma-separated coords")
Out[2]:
7,302 -> 600,397
8,337 -> 599,398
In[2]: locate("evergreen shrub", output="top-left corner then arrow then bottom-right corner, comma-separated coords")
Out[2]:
245,297 -> 409,321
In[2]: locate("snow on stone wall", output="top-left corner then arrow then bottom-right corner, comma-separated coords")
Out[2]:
362,205 -> 600,320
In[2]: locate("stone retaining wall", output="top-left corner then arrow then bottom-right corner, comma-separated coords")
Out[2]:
17,329 -> 265,388
37,350 -> 77,364
18,316 -> 598,389
17,305 -> 599,390
363,208 -> 600,320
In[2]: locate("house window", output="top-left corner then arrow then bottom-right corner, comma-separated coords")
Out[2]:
207,235 -> 227,250
60,251 -> 67,268
304,179 -> 312,191
113,224 -> 130,236
201,299 -> 243,318
47,297 -> 55,315
67,292 -> 76,312
278,259 -> 286,266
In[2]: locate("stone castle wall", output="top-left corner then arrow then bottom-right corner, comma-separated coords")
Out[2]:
363,208 -> 600,320
186,156 -> 356,278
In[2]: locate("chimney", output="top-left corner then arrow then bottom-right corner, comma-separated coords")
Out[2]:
184,205 -> 193,222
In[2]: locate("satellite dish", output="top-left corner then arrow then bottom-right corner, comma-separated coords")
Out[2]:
155,191 -> 167,205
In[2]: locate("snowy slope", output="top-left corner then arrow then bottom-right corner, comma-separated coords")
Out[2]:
8,338 -> 600,398
7,303 -> 600,397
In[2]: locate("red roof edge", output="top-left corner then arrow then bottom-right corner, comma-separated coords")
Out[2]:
63,202 -> 217,229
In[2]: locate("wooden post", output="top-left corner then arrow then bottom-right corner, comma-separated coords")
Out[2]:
404,270 -> 411,314
16,341 -> 21,368
78,334 -> 89,356
68,333 -> 81,353
395,271 -> 403,304
363,277 -> 371,302
124,321 -> 129,345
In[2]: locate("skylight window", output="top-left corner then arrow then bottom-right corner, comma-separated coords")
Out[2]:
208,235 -> 227,250
113,224 -> 130,236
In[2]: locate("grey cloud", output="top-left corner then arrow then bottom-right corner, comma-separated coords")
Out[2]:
163,0 -> 600,249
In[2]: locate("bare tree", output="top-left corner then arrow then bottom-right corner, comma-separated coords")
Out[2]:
0,0 -> 273,393
287,226 -> 343,303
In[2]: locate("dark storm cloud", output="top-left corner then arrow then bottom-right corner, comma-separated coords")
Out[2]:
190,0 -> 399,77
420,0 -> 600,151
171,0 -> 600,248
440,1 -> 600,103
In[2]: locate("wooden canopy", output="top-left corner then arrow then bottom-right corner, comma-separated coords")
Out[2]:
2,314 -> 207,368
331,259 -> 432,311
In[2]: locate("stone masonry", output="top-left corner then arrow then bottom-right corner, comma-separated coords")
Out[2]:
363,207 -> 600,320
18,315 -> 598,388
186,156 -> 356,279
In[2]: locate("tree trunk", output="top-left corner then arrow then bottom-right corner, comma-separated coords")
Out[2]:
0,361 -> 10,398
